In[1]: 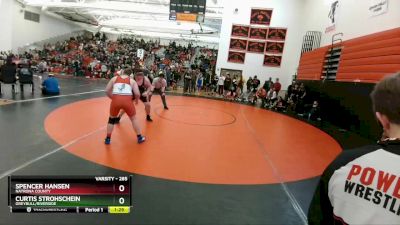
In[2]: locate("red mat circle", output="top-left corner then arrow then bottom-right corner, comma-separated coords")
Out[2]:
45,96 -> 341,184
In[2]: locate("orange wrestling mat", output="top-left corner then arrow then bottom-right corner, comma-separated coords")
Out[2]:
45,96 -> 341,185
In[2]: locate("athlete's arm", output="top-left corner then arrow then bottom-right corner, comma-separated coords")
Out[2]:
144,77 -> 153,93
130,79 -> 140,105
105,77 -> 116,99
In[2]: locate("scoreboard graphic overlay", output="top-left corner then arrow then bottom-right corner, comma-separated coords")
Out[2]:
9,176 -> 132,214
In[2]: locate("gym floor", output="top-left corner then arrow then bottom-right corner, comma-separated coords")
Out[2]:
0,75 -> 373,225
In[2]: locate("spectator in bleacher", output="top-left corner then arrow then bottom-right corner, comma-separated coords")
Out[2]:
289,83 -> 300,102
231,75 -> 238,98
236,76 -> 244,100
196,72 -> 203,93
271,96 -> 287,112
211,75 -> 218,95
217,74 -> 225,96
307,100 -> 321,121
38,59 -> 48,74
184,70 -> 192,93
41,74 -> 60,95
223,73 -> 232,97
286,80 -> 296,100
255,87 -> 267,105
263,77 -> 273,91
266,86 -> 278,107
190,69 -> 197,93
296,83 -> 307,115
246,76 -> 253,93
252,76 -> 260,92
273,78 -> 282,93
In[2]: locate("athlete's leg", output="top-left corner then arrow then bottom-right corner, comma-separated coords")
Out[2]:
139,95 -> 152,122
105,117 -> 119,144
116,110 -> 124,123
160,91 -> 168,109
105,101 -> 120,144
154,89 -> 168,109
129,115 -> 146,143
144,102 -> 152,121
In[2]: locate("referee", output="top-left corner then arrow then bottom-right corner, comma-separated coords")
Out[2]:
149,72 -> 169,110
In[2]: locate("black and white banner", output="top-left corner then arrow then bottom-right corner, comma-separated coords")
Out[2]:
369,0 -> 389,17
326,0 -> 340,33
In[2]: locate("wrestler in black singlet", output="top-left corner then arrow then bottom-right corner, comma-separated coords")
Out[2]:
136,79 -> 148,103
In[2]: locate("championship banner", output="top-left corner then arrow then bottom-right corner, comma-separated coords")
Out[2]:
250,8 -> 273,26
229,38 -> 248,51
264,55 -> 282,67
231,25 -> 250,38
267,28 -> 287,41
247,41 -> 266,54
265,42 -> 285,54
249,27 -> 268,40
228,51 -> 246,64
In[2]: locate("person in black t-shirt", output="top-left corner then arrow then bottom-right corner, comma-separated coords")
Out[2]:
252,75 -> 260,92
223,74 -> 232,97
246,76 -> 253,93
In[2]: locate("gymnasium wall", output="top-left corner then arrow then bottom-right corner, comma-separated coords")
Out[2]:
302,80 -> 380,140
12,1 -> 83,52
0,0 -> 13,51
297,27 -> 400,140
302,0 -> 400,46
0,0 -> 83,52
215,0 -> 305,90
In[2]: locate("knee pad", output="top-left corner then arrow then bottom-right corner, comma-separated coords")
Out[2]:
108,117 -> 119,124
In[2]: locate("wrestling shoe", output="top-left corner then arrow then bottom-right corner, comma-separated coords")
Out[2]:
146,115 -> 153,122
104,137 -> 111,145
137,136 -> 146,144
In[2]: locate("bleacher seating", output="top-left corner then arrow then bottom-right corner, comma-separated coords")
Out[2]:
336,28 -> 400,82
297,27 -> 400,83
297,46 -> 329,80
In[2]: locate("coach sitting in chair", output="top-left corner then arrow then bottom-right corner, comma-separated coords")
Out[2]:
41,74 -> 60,95
18,63 -> 34,93
0,57 -> 17,94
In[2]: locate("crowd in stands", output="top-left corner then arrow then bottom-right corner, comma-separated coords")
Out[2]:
1,32 -> 320,121
192,72 -> 321,122
184,69 -> 320,121
0,32 -> 217,84
0,32 -> 217,95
